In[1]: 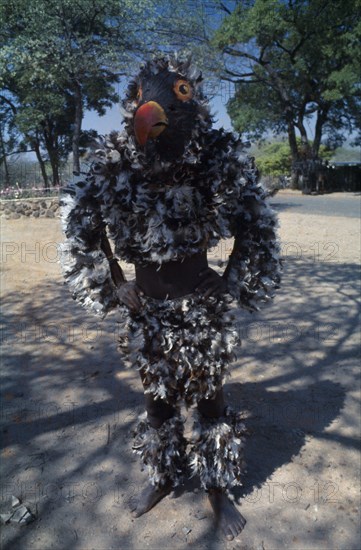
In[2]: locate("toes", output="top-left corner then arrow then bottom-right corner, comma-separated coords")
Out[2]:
223,515 -> 246,541
238,514 -> 246,530
224,522 -> 245,540
131,508 -> 141,518
237,520 -> 245,533
224,523 -> 238,541
128,499 -> 138,513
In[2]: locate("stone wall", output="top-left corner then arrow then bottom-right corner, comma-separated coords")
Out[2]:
0,198 -> 60,219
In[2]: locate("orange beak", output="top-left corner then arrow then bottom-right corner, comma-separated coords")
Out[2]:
134,101 -> 168,146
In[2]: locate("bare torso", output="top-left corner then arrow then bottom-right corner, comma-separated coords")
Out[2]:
135,251 -> 208,299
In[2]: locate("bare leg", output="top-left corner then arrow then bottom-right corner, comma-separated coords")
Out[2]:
131,389 -> 177,518
197,389 -> 246,541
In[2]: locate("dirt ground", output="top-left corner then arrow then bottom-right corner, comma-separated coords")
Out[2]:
1,191 -> 360,550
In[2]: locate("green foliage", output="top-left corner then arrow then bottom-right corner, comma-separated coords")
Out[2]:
214,0 -> 361,164
255,142 -> 292,176
227,82 -> 286,139
0,103 -> 20,164
255,139 -> 333,176
0,0 -> 212,185
0,0 -> 138,182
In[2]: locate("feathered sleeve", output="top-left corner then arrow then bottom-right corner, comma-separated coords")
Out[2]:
223,171 -> 282,312
60,165 -> 120,318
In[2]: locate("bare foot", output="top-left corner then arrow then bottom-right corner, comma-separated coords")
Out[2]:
130,480 -> 173,518
208,488 -> 246,541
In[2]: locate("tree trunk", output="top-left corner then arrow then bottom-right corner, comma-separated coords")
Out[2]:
48,149 -> 60,186
0,126 -> 11,185
47,136 -> 60,187
42,123 -> 60,187
72,81 -> 83,175
312,107 -> 329,156
287,120 -> 300,189
290,170 -> 299,189
298,122 -> 311,151
33,139 -> 50,189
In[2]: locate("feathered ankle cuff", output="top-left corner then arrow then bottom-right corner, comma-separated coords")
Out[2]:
132,412 -> 188,489
188,407 -> 247,491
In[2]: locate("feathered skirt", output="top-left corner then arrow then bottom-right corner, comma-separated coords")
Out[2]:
117,292 -> 247,490
118,292 -> 239,406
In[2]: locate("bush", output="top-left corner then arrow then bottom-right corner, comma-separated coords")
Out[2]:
255,140 -> 333,176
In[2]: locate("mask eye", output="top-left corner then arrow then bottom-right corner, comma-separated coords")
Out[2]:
173,79 -> 192,101
135,86 -> 142,103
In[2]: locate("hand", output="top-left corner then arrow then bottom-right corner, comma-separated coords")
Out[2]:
116,281 -> 144,312
196,268 -> 228,299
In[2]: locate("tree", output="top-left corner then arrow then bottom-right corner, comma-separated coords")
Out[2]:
254,139 -> 332,176
0,0 -> 212,186
0,0 -> 143,180
0,99 -> 19,185
213,0 -> 361,185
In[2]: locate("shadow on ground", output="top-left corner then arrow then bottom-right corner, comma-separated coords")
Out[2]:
0,254 -> 359,549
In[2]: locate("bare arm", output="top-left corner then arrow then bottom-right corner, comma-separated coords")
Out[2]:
100,231 -> 126,287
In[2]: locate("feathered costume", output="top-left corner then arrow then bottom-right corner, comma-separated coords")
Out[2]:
60,55 -> 281,493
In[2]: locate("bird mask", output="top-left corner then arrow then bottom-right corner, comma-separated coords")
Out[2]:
122,55 -> 212,162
